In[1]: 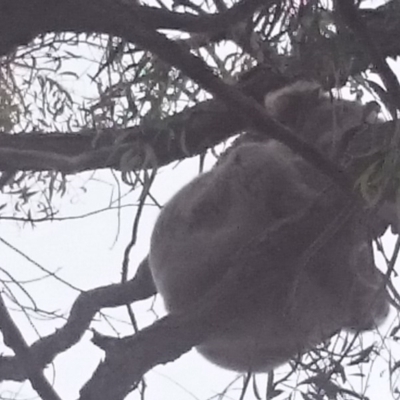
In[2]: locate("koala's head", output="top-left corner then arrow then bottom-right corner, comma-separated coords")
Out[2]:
264,81 -> 323,129
264,81 -> 369,155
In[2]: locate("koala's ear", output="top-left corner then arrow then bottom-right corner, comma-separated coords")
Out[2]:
307,83 -> 323,102
264,81 -> 322,121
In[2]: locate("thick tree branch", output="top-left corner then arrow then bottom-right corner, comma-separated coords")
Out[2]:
0,0 -> 268,55
1,0 -> 400,75
117,0 -> 267,32
0,69 -> 287,173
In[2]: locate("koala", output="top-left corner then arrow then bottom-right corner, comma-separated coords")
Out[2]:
148,82 -> 390,372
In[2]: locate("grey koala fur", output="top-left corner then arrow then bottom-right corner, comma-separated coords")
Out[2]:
148,81 -> 390,372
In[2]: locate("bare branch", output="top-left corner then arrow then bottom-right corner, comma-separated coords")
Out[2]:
0,294 -> 62,400
0,258 -> 155,382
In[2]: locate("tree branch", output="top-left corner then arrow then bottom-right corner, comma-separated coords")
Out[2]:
0,258 -> 155,382
1,0 -> 400,77
0,294 -> 62,400
0,69 -> 286,173
0,0 -> 268,55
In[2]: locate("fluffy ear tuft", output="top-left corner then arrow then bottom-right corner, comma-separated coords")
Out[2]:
264,81 -> 323,124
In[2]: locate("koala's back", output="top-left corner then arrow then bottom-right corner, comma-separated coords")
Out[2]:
150,141 -> 313,311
